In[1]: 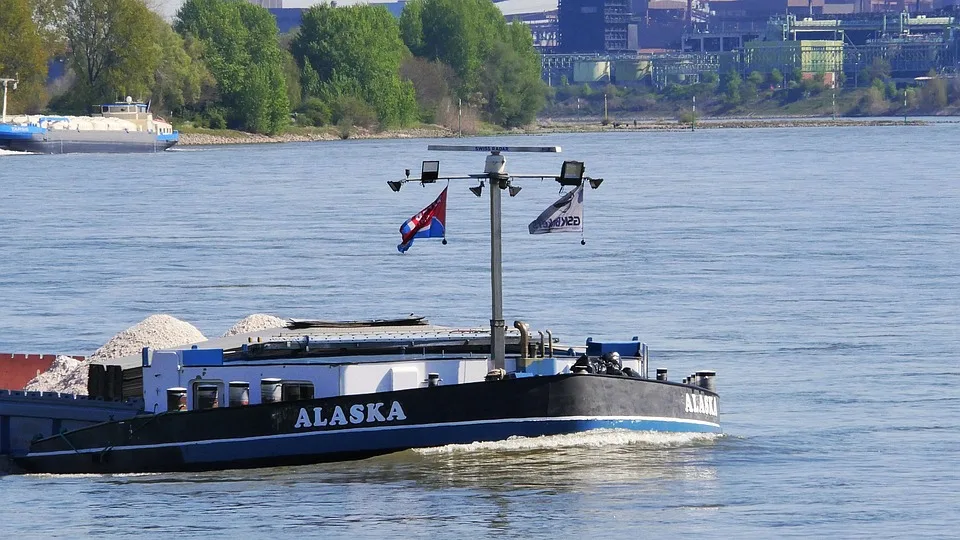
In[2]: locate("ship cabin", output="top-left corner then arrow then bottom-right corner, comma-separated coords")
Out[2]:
98,98 -> 174,135
100,102 -> 150,117
134,320 -> 652,414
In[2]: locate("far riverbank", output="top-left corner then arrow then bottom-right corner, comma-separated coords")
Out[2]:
177,116 -> 940,146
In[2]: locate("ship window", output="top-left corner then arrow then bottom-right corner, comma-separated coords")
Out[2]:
192,380 -> 224,410
281,381 -> 315,402
228,381 -> 250,407
261,378 -> 282,403
166,388 -> 187,412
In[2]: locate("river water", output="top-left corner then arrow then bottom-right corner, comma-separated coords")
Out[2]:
1,125 -> 958,538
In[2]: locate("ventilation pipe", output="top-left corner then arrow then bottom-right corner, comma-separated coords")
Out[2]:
514,320 -> 531,371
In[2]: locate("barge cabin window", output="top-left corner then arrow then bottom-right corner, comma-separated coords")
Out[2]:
192,381 -> 224,410
261,379 -> 315,404
281,381 -> 315,401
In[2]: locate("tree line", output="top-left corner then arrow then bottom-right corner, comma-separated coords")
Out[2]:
0,0 -> 546,133
546,59 -> 960,120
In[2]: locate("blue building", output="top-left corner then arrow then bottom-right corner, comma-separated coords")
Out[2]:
269,8 -> 308,33
558,0 -> 630,52
268,2 -> 407,34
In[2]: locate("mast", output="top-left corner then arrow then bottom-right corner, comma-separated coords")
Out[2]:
488,157 -> 506,368
1,76 -> 19,123
389,145 -> 601,371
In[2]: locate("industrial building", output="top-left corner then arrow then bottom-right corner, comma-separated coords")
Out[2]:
544,0 -> 960,87
239,0 -> 959,87
557,0 -> 632,52
555,0 -> 960,53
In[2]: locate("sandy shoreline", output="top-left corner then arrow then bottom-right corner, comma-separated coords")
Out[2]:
177,117 -> 935,146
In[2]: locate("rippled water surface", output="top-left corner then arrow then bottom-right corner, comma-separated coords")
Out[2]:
1,126 -> 958,538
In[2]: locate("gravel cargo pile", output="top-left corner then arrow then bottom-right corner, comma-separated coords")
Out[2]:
24,355 -> 86,394
25,314 -> 207,395
90,314 -> 206,361
222,314 -> 287,337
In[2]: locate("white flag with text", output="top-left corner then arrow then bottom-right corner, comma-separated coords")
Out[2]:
528,183 -> 584,234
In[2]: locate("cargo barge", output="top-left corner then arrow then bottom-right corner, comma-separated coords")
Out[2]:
15,318 -> 719,474
0,86 -> 178,154
7,144 -> 721,474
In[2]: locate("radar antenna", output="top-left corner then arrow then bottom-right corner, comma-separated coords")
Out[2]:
388,145 -> 603,369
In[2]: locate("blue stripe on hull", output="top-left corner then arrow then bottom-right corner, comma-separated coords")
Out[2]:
181,418 -> 719,465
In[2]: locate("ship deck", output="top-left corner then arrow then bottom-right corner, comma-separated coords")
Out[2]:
101,317 -> 547,369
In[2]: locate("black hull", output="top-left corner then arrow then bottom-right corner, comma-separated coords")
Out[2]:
16,374 -> 720,474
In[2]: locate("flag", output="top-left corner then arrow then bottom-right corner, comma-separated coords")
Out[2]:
528,183 -> 584,235
398,187 -> 447,253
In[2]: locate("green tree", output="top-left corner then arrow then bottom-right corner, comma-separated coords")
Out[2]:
949,78 -> 960,104
176,0 -> 289,133
857,86 -> 888,115
31,0 -> 67,56
0,0 -> 49,113
884,80 -> 898,101
282,50 -> 302,112
295,97 -> 330,126
801,76 -> 824,96
150,15 -> 212,115
476,22 -> 544,127
402,0 -> 504,95
768,69 -> 783,88
790,67 -> 803,84
871,77 -> 886,96
401,0 -> 545,126
720,70 -> 742,105
480,38 -> 544,127
291,3 -> 416,127
400,57 -> 456,124
61,0 -> 160,110
744,70 -> 763,100
920,73 -> 948,111
904,87 -> 919,110
398,0 -> 424,54
863,57 -> 891,86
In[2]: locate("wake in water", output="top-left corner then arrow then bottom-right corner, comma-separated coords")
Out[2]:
414,429 -> 721,456
0,149 -> 34,156
23,472 -> 159,479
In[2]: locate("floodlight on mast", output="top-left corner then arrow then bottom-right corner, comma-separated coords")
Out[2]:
386,145 -> 603,369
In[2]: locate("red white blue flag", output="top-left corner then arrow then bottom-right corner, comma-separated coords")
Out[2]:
398,187 -> 447,253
